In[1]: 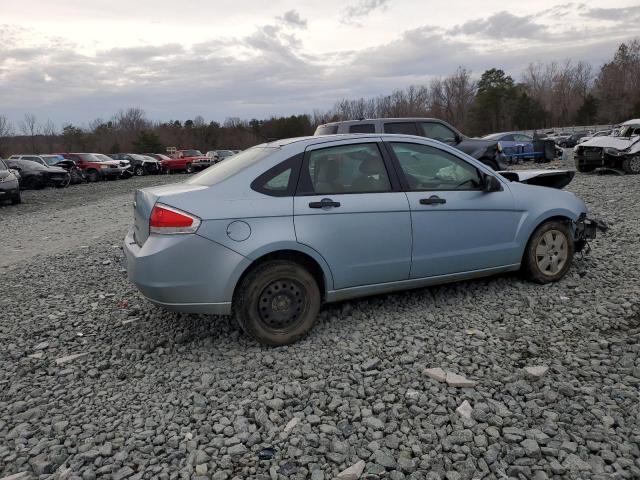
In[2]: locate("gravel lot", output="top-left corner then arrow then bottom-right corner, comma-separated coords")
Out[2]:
1,162 -> 639,480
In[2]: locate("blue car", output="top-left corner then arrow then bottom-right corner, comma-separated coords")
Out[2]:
124,134 -> 602,345
483,132 -> 534,161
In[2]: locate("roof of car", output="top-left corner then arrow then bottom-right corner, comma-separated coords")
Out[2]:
319,118 -> 442,126
621,119 -> 640,125
262,133 -> 460,148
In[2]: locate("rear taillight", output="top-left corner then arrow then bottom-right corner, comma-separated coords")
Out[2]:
149,203 -> 201,234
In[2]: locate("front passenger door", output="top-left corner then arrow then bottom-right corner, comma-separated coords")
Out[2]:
293,141 -> 412,290
387,141 -> 523,278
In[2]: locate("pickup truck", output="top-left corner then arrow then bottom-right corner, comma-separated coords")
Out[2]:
163,150 -> 209,173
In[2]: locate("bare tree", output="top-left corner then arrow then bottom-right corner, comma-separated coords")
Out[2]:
42,119 -> 57,153
0,115 -> 13,157
19,113 -> 40,153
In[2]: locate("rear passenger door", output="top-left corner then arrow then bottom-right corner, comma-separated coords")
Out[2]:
293,140 -> 412,290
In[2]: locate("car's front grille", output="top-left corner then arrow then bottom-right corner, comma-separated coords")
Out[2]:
582,148 -> 602,160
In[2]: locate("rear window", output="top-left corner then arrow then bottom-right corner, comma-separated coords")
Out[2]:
349,124 -> 375,134
314,125 -> 339,135
186,147 -> 276,186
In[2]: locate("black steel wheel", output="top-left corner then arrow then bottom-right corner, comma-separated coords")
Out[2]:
234,260 -> 321,346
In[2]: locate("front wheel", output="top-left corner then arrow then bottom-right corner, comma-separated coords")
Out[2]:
233,260 -> 321,346
86,169 -> 100,182
622,156 -> 640,174
134,165 -> 145,176
186,163 -> 194,174
522,220 -> 574,284
11,191 -> 21,204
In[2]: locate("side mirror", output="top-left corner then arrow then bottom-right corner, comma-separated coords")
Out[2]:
483,174 -> 501,192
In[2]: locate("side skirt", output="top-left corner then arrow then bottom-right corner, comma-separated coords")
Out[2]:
325,264 -> 521,303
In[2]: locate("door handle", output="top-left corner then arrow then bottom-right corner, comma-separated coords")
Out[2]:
420,195 -> 446,205
309,198 -> 341,209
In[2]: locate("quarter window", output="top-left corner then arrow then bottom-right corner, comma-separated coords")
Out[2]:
390,142 -> 481,191
419,122 -> 458,144
384,122 -> 418,135
299,143 -> 391,195
251,153 -> 301,197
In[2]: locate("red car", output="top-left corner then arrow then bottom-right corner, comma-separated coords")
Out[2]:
57,153 -> 131,182
160,150 -> 208,173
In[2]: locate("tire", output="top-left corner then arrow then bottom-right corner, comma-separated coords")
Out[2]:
11,191 -> 21,204
55,174 -> 71,188
134,165 -> 145,176
482,159 -> 499,170
622,156 -> 640,174
233,260 -> 321,346
522,220 -> 574,284
575,163 -> 595,173
186,163 -> 194,174
86,169 -> 100,182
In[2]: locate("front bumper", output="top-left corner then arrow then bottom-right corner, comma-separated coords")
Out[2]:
0,179 -> 19,198
123,228 -> 251,315
574,213 -> 608,252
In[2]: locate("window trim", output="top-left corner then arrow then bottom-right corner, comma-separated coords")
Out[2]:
250,153 -> 302,197
295,141 -> 401,196
384,141 -> 487,193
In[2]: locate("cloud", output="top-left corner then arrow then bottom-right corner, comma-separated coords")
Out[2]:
450,11 -> 548,39
1,3 -> 639,126
343,0 -> 390,24
583,5 -> 640,21
278,10 -> 307,29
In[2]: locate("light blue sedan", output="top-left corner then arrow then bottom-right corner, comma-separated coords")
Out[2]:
124,134 -> 601,345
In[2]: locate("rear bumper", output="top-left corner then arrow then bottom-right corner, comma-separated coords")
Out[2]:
0,180 -> 19,197
123,228 -> 251,315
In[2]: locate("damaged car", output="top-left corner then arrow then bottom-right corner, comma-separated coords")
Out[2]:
6,159 -> 70,189
574,119 -> 640,174
124,134 -> 605,346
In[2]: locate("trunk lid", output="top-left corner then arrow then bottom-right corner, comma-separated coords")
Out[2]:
133,183 -> 207,245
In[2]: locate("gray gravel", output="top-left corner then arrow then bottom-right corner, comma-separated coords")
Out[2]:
1,163 -> 639,480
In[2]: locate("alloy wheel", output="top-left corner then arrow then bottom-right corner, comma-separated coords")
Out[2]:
535,229 -> 569,276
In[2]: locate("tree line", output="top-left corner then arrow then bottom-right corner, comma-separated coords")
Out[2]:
1,38 -> 638,157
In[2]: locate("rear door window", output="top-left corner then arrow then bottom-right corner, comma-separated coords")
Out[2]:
384,122 -> 418,135
349,124 -> 375,134
298,143 -> 391,195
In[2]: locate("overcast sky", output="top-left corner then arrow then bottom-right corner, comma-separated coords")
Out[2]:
1,0 -> 639,127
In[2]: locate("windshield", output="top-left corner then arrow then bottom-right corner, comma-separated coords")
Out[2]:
618,125 -> 640,137
92,154 -> 114,162
186,147 -> 275,187
181,150 -> 202,157
41,155 -> 64,166
482,133 -> 502,140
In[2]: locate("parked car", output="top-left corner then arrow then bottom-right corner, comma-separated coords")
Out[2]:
9,154 -> 66,167
483,132 -> 534,161
577,129 -> 612,144
57,153 -> 130,181
108,154 -> 160,176
556,131 -> 590,148
124,134 -> 603,346
574,119 -> 640,174
0,158 -> 21,204
6,159 -> 70,189
315,118 -> 508,170
156,150 -> 207,173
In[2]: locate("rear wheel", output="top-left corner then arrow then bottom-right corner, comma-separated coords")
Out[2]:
234,260 -> 321,346
622,156 -> 640,174
522,220 -> 574,284
86,169 -> 100,182
134,165 -> 145,176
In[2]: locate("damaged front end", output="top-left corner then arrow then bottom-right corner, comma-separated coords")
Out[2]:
498,169 -> 575,189
574,213 -> 608,253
